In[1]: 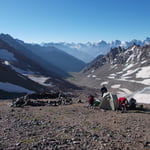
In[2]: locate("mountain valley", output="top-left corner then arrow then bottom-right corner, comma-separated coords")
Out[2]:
0,33 -> 150,104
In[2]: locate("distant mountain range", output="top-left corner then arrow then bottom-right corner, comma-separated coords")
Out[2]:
42,37 -> 150,63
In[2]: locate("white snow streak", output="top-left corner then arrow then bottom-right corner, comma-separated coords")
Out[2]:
123,64 -> 134,71
92,75 -> 96,78
111,84 -> 120,88
3,61 -> 10,65
100,81 -> 109,85
122,68 -> 139,77
25,75 -> 53,86
117,88 -> 132,96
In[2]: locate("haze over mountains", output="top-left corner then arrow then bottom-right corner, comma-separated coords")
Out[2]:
0,33 -> 150,102
43,37 -> 150,63
20,42 -> 85,73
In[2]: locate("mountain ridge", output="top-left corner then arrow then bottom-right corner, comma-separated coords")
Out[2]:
0,34 -> 71,78
42,37 -> 150,63
20,42 -> 86,73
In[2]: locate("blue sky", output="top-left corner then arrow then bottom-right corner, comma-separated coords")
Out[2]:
0,0 -> 150,43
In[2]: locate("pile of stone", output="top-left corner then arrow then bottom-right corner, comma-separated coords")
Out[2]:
11,92 -> 73,107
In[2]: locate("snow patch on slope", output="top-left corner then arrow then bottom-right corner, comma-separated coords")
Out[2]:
117,87 -> 150,104
132,87 -> 150,104
25,74 -> 53,86
111,84 -> 120,88
115,66 -> 150,85
136,66 -> 150,78
3,60 -> 10,65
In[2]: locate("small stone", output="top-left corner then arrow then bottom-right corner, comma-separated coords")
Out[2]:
16,142 -> 22,146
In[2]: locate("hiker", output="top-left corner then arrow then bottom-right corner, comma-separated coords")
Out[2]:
118,97 -> 129,113
129,98 -> 136,109
100,85 -> 108,97
88,95 -> 95,108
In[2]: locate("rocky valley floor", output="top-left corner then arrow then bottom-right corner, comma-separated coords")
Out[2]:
0,98 -> 150,150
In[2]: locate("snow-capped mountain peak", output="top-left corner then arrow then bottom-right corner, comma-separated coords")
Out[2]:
42,37 -> 150,63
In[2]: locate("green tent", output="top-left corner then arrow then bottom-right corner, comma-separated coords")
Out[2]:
99,92 -> 119,110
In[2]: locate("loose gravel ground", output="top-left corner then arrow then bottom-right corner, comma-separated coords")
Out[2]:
0,99 -> 150,150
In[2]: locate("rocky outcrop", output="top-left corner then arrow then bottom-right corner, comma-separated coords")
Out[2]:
84,44 -> 150,72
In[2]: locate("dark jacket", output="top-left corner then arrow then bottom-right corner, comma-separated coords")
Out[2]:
101,86 -> 107,96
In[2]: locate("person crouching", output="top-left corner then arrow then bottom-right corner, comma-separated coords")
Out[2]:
88,95 -> 95,108
118,97 -> 129,113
